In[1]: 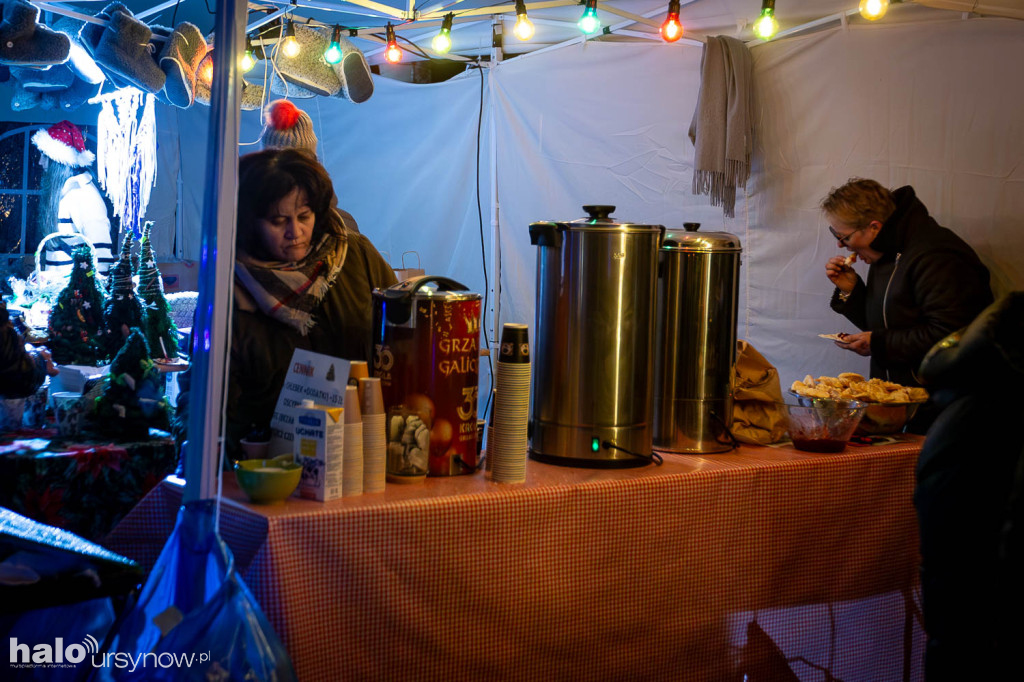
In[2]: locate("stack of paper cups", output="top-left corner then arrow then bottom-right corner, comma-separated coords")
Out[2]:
360,377 -> 387,493
489,323 -> 531,483
349,360 -> 369,404
343,385 -> 364,496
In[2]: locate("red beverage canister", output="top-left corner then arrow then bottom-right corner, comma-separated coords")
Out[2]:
372,276 -> 482,476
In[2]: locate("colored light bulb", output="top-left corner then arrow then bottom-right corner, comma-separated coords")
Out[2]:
661,13 -> 682,42
385,24 -> 402,64
324,27 -> 343,64
859,0 -> 889,21
432,14 -> 454,54
241,43 -> 256,72
578,4 -> 601,35
753,9 -> 779,40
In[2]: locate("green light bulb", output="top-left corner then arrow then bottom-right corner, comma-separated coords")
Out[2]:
324,41 -> 342,64
578,8 -> 601,35
753,9 -> 779,40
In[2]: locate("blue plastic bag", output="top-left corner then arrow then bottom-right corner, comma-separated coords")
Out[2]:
91,501 -> 295,681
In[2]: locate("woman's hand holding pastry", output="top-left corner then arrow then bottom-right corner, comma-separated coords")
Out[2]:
825,255 -> 858,293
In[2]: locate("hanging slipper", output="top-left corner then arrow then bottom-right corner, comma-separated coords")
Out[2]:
331,37 -> 374,104
0,0 -> 71,67
95,9 -> 165,93
54,15 -> 106,85
273,24 -> 341,97
38,91 -> 61,111
270,70 -> 318,99
241,80 -> 265,111
11,63 -> 74,91
10,81 -> 41,110
59,74 -> 103,111
158,21 -> 207,108
81,3 -> 132,89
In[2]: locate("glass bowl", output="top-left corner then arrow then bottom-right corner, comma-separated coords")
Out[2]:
789,390 -> 923,435
780,400 -> 867,453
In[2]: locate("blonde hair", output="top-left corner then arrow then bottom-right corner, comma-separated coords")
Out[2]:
821,178 -> 896,227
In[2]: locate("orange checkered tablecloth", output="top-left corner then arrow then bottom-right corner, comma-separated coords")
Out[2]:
105,437 -> 926,681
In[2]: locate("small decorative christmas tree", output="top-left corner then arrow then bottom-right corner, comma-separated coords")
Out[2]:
47,246 -> 108,365
92,328 -> 169,438
137,222 -> 178,359
102,231 -> 144,360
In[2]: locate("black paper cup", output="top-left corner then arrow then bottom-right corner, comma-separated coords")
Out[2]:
499,323 -> 530,363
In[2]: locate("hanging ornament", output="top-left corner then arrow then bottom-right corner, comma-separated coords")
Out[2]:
96,89 -> 158,239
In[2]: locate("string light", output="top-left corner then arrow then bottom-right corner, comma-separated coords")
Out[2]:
198,52 -> 214,87
385,23 -> 402,64
859,0 -> 889,21
324,26 -> 343,64
240,37 -> 256,72
282,20 -> 300,58
577,0 -> 601,35
753,0 -> 779,40
432,13 -> 453,54
513,0 -> 534,41
660,0 -> 682,43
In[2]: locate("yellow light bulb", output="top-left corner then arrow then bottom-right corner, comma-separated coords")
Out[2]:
859,0 -> 889,21
282,35 -> 300,58
513,14 -> 534,41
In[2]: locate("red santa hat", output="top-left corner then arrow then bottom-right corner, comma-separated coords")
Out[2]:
31,120 -> 95,167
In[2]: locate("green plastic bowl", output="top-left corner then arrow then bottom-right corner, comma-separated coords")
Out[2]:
234,455 -> 302,504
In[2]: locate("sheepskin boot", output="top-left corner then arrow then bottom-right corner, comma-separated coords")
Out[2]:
0,0 -> 71,67
59,74 -> 103,111
94,9 -> 165,93
159,22 -> 207,108
270,70 -> 318,99
10,81 -> 40,110
241,81 -> 265,111
12,63 -> 74,92
275,24 -> 341,97
81,3 -> 131,89
332,37 -> 374,103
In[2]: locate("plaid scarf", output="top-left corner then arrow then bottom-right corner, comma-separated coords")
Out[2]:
234,232 -> 348,335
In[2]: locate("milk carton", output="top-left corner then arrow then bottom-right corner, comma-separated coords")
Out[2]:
294,400 -> 345,501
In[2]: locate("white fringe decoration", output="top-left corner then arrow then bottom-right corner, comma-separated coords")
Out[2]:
96,88 -> 158,238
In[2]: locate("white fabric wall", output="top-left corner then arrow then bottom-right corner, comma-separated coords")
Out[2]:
158,13 -> 1024,393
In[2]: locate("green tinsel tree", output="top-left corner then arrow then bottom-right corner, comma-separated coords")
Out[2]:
137,222 -> 179,359
102,231 -> 144,360
46,246 -> 108,365
92,328 -> 169,438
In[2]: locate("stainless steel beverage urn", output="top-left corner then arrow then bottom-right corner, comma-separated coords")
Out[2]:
653,223 -> 742,453
528,206 -> 664,468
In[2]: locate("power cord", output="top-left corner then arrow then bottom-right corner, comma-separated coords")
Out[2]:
601,441 -> 663,465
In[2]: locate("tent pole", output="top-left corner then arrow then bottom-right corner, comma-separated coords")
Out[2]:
183,0 -> 246,504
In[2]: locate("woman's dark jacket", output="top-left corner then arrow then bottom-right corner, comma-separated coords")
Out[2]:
174,233 -> 397,456
830,186 -> 993,386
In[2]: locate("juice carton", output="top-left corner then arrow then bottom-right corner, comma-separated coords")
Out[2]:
294,400 -> 345,501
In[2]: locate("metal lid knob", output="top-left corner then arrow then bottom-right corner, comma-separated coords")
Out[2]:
582,205 -> 616,220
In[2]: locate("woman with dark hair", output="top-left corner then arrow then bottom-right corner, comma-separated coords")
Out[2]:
175,149 -> 395,454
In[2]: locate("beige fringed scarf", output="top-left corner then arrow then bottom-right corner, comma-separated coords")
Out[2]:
234,232 -> 348,335
688,35 -> 754,218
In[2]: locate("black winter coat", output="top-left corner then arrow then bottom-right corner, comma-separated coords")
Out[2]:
830,186 -> 993,386
226,233 -> 397,454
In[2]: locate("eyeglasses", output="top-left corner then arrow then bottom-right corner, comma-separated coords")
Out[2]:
828,224 -> 863,246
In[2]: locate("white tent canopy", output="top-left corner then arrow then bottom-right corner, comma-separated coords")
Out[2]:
145,5 -> 1023,400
